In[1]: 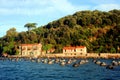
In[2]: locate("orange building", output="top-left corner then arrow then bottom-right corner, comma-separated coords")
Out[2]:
19,43 -> 42,57
63,46 -> 87,55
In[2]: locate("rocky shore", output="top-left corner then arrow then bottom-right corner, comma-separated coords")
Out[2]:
1,55 -> 120,70
3,53 -> 120,59
1,53 -> 120,70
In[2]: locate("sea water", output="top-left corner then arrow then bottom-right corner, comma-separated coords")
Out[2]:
0,58 -> 120,80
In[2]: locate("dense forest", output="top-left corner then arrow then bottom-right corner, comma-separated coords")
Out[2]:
0,9 -> 120,55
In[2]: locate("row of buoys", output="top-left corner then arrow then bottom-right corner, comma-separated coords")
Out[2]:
93,60 -> 106,65
0,57 -> 21,62
93,60 -> 120,69
60,61 -> 66,66
72,60 -> 89,67
106,65 -> 114,69
29,58 -> 120,69
1,57 -> 120,69
93,60 -> 107,67
0,57 -> 88,67
112,60 -> 120,66
106,60 -> 120,69
93,60 -> 113,69
35,58 -> 89,67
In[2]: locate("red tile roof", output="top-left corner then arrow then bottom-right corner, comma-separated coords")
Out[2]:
63,47 -> 76,50
76,46 -> 85,48
63,46 -> 85,50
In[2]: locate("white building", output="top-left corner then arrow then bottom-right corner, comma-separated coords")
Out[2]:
63,46 -> 87,55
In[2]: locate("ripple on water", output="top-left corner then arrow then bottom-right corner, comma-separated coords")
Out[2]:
0,59 -> 120,80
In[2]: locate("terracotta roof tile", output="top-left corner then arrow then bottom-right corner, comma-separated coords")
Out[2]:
63,46 -> 85,50
63,47 -> 75,49
76,46 -> 85,48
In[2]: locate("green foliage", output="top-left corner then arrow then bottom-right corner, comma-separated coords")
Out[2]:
0,43 -> 3,55
0,9 -> 120,54
110,48 -> 116,53
97,46 -> 104,53
42,44 -> 53,53
3,41 -> 18,55
3,46 -> 9,53
6,27 -> 18,37
24,23 -> 37,32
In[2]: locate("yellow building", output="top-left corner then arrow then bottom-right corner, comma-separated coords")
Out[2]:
19,43 -> 42,57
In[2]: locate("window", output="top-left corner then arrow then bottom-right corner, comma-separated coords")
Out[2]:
74,49 -> 76,52
33,46 -> 37,50
28,47 -> 31,50
65,49 -> 66,52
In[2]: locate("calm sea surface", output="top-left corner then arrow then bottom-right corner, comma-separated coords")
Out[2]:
0,58 -> 120,80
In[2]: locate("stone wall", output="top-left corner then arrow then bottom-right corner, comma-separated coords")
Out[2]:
10,53 -> 120,59
41,53 -> 120,59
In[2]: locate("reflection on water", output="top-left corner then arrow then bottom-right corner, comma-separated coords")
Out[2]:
0,58 -> 120,80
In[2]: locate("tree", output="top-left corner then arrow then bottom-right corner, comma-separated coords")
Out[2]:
6,27 -> 18,37
24,23 -> 37,32
110,48 -> 116,53
42,44 -> 53,53
97,46 -> 104,53
3,41 -> 18,55
5,27 -> 18,41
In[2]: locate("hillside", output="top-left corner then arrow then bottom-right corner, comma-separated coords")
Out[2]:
0,9 -> 120,55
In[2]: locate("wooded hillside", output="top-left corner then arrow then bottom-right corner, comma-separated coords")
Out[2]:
0,9 -> 120,55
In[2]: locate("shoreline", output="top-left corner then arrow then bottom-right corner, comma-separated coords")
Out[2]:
2,53 -> 120,59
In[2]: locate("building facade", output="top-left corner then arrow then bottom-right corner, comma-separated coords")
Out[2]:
63,46 -> 87,56
19,43 -> 42,57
